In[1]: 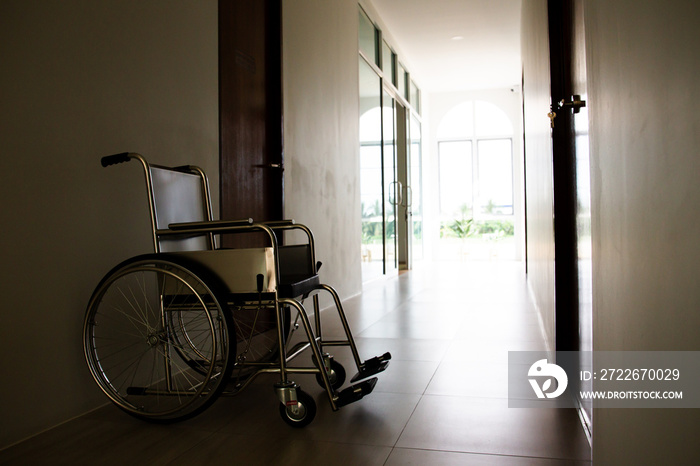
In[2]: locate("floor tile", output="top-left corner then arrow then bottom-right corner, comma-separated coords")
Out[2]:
329,351 -> 439,395
442,339 -> 547,365
354,337 -> 451,362
167,433 -> 392,466
0,417 -> 214,466
396,395 -> 591,461
457,318 -> 545,343
358,318 -> 460,340
425,361 -> 511,398
386,448 -> 591,465
213,386 -> 421,448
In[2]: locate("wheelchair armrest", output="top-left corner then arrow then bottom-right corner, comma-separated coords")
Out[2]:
260,221 -> 318,270
261,219 -> 296,228
168,218 -> 254,231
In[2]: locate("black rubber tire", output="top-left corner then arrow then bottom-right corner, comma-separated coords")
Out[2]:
84,254 -> 235,423
279,389 -> 316,428
315,359 -> 347,391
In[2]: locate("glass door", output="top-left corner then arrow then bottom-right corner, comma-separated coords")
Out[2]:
359,58 -> 384,281
359,57 -> 400,281
409,115 -> 423,261
358,5 -> 423,280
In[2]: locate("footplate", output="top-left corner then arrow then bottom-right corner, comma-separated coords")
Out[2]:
335,377 -> 378,408
350,352 -> 392,383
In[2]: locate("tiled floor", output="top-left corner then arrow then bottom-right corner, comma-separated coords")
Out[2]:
0,261 -> 591,465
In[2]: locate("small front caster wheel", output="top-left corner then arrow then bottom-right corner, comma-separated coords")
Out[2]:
279,389 -> 316,428
315,359 -> 346,391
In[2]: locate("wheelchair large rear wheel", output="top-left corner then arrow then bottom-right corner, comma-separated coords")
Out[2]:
83,255 -> 234,422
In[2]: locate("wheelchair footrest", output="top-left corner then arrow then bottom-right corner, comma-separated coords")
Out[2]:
350,352 -> 392,383
335,377 -> 378,408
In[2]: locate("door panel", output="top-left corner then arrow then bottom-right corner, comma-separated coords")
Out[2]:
549,0 -> 593,435
382,90 -> 398,275
409,115 -> 423,262
396,102 -> 410,270
549,0 -> 579,353
219,0 -> 283,248
359,58 -> 384,281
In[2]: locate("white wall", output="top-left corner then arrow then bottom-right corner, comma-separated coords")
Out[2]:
282,0 -> 362,302
0,0 -> 218,449
585,0 -> 700,463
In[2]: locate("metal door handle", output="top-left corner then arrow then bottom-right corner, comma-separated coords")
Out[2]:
558,95 -> 587,114
389,181 -> 403,206
255,163 -> 284,171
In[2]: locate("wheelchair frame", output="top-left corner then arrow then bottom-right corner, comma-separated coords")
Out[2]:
83,152 -> 390,427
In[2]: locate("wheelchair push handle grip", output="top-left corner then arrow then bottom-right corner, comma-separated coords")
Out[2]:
101,152 -> 131,167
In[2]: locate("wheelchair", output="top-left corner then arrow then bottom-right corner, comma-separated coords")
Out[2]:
83,153 -> 391,427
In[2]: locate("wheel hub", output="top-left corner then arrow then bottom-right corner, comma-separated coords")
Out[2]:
147,332 -> 165,347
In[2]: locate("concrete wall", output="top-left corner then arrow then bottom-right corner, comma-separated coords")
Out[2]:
0,0 -> 219,449
520,0 -> 555,349
282,0 -> 362,303
585,0 -> 700,463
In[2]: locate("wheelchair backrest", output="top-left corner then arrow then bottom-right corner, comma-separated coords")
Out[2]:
150,166 -> 212,252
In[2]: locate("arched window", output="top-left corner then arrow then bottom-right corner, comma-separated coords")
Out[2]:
437,100 -> 514,222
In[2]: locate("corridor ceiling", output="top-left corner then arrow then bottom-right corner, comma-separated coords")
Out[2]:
368,0 -> 522,92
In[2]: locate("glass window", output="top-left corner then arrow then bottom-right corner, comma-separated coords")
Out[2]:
359,9 -> 379,66
397,63 -> 407,100
476,139 -> 513,216
436,100 -> 516,260
474,101 -> 513,137
410,80 -> 420,113
438,141 -> 473,218
437,102 -> 474,140
382,40 -> 395,86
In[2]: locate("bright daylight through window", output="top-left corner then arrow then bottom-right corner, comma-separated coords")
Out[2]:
437,101 -> 515,261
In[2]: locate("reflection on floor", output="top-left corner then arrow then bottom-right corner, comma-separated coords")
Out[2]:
0,261 -> 591,465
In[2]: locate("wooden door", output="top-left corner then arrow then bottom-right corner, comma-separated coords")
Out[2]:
219,0 -> 283,248
549,0 -> 578,353
549,0 -> 593,434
